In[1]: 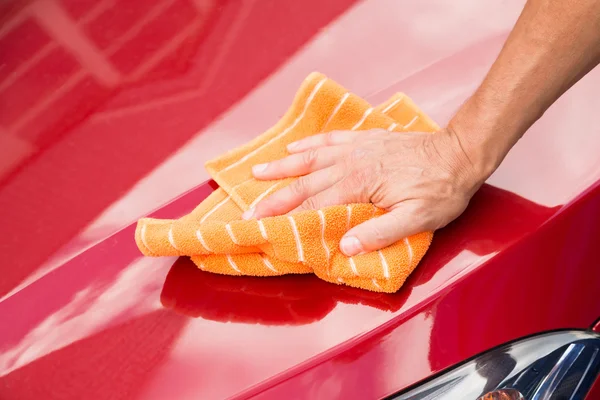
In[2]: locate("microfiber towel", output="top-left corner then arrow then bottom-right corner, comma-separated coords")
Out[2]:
135,72 -> 439,293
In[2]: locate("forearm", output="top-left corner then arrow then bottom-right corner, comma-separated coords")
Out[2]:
449,0 -> 600,177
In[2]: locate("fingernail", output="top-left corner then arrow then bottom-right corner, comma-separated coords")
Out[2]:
242,208 -> 255,220
287,142 -> 299,152
340,236 -> 363,256
252,163 -> 268,175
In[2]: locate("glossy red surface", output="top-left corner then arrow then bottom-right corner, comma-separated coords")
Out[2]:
586,377 -> 600,400
1,0 -> 600,399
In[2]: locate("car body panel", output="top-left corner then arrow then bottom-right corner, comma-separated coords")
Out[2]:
1,0 -> 600,399
587,377 -> 600,400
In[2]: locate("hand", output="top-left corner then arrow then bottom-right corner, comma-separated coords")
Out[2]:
243,128 -> 488,256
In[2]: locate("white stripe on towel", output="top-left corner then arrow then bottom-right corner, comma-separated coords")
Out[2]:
200,195 -> 230,223
231,177 -> 254,193
196,229 -> 211,252
261,255 -> 278,273
381,95 -> 404,114
351,107 -> 373,130
226,254 -> 241,272
168,226 -> 179,251
404,237 -> 414,266
404,115 -> 419,129
378,250 -> 390,279
288,216 -> 304,262
257,220 -> 268,241
225,223 -> 239,245
346,205 -> 352,231
219,77 -> 328,174
317,210 -> 330,261
349,257 -> 359,276
249,181 -> 281,209
323,92 -> 350,130
140,224 -> 153,253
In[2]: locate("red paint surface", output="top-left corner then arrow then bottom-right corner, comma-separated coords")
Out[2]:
586,377 -> 600,400
1,0 -> 600,399
0,0 -> 358,298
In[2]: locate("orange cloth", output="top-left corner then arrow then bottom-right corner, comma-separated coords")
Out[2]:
135,72 -> 439,293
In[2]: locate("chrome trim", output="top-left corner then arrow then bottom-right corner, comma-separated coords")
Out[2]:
391,331 -> 600,400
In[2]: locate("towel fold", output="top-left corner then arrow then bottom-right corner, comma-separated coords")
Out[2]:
135,72 -> 439,293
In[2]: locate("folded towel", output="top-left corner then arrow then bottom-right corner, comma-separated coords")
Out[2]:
135,72 -> 439,293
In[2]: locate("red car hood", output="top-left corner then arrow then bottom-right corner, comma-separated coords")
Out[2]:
1,1 -> 600,399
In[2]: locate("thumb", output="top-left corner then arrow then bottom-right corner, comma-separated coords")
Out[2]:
339,205 -> 426,256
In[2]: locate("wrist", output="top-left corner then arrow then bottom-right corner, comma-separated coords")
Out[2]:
447,93 -> 530,182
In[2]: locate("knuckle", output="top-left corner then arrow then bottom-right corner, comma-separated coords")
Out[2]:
339,171 -> 369,201
300,196 -> 320,210
325,131 -> 338,145
289,177 -> 310,197
346,168 -> 369,186
373,159 -> 385,175
302,148 -> 319,169
349,148 -> 367,162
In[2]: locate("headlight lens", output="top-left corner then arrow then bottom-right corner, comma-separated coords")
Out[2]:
391,331 -> 600,400
479,389 -> 525,400
478,389 -> 524,400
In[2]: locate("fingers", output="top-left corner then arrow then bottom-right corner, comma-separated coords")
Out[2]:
247,166 -> 343,219
291,179 -> 358,213
286,131 -> 362,153
252,146 -> 348,180
339,204 -> 428,256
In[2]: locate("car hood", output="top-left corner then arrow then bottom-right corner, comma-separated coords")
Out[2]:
2,1 -> 600,399
2,177 -> 600,400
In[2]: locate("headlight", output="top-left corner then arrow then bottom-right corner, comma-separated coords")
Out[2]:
391,331 -> 600,399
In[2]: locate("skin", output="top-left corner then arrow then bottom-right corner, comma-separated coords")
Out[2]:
243,0 -> 600,257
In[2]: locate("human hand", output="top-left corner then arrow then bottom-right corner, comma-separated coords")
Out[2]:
242,128 -> 489,256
